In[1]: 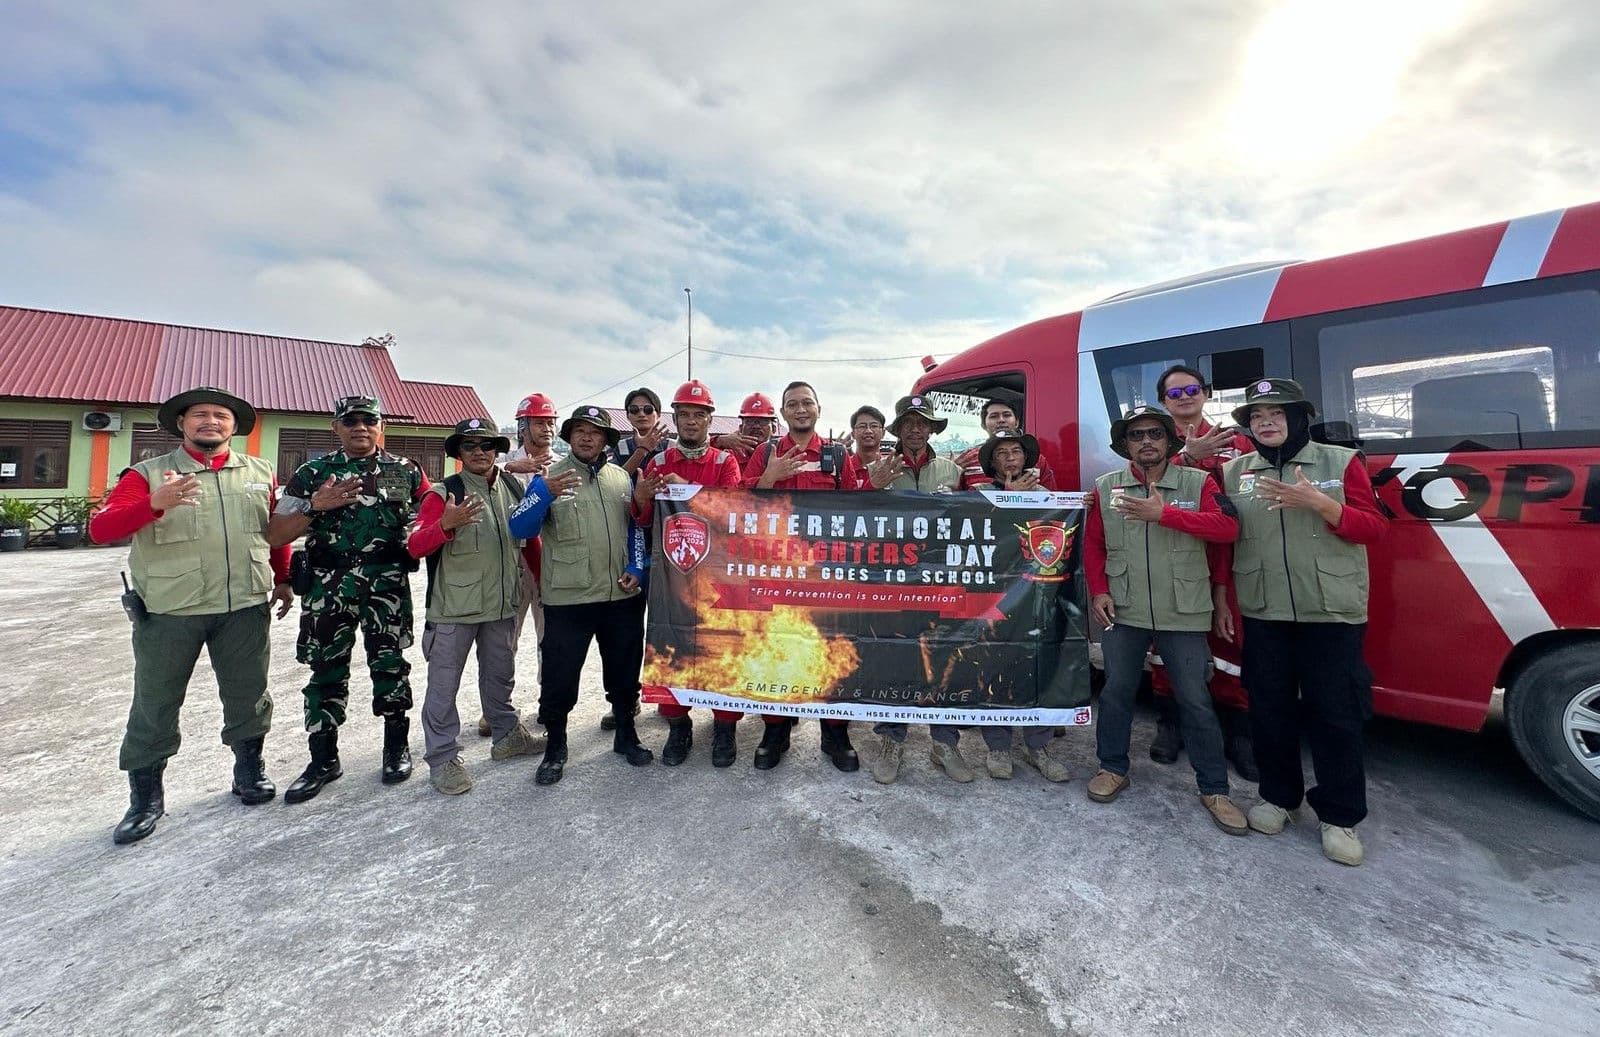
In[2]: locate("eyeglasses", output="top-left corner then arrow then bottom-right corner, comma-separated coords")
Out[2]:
852,422 -> 884,432
340,414 -> 380,428
459,440 -> 496,453
1163,385 -> 1205,400
627,405 -> 656,416
1126,427 -> 1168,442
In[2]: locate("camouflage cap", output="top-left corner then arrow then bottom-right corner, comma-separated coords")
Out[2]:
333,394 -> 384,419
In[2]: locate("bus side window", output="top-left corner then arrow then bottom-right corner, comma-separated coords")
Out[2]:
1199,347 -> 1264,430
1107,357 -> 1184,415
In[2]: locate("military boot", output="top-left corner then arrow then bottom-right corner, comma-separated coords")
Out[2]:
710,720 -> 738,768
661,717 -> 693,766
1149,696 -> 1183,764
613,712 -> 654,767
230,737 -> 276,805
1221,708 -> 1260,781
535,724 -> 568,786
284,729 -> 342,804
381,715 -> 413,784
819,722 -> 860,772
599,703 -> 640,732
752,720 -> 790,770
112,763 -> 166,845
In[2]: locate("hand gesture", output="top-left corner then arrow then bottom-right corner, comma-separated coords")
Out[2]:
504,451 -> 552,475
865,453 -> 904,489
149,470 -> 201,511
271,583 -> 295,619
1181,423 -> 1236,461
617,572 -> 641,593
1003,469 -> 1040,491
1255,466 -> 1324,512
633,471 -> 668,507
545,469 -> 582,499
763,445 -> 808,485
714,431 -> 759,453
636,422 -> 669,453
310,475 -> 363,511
1113,486 -> 1165,522
1090,593 -> 1116,628
439,491 -> 486,531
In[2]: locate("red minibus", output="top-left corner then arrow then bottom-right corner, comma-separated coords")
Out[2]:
913,203 -> 1600,821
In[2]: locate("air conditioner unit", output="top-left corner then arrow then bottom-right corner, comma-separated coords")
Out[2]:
82,411 -> 123,432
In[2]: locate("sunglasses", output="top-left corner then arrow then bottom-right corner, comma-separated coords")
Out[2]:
340,414 -> 380,428
1163,384 -> 1205,400
459,440 -> 497,453
1126,427 -> 1168,442
627,405 -> 656,415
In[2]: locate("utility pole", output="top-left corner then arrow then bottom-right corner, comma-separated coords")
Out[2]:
683,287 -> 693,379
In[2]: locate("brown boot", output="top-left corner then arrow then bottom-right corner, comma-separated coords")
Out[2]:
1086,769 -> 1129,803
1201,794 -> 1249,836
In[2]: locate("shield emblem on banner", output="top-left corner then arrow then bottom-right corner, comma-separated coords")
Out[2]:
1016,520 -> 1074,582
663,513 -> 711,573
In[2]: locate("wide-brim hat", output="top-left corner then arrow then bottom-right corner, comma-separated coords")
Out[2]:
889,394 -> 949,436
978,429 -> 1040,478
1110,406 -> 1181,460
445,417 -> 512,459
1231,377 -> 1317,426
559,404 -> 622,447
157,386 -> 256,437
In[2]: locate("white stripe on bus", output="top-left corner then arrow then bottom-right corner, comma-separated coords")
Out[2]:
1482,209 -> 1563,287
1077,264 -> 1286,352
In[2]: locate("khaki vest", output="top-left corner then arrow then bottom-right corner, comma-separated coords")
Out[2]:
128,448 -> 276,616
1223,441 -> 1369,624
425,470 -> 525,624
888,452 -> 963,492
539,455 -> 637,607
1095,463 -> 1213,632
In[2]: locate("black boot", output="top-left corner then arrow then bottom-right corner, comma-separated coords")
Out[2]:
230,737 -> 276,805
113,763 -> 166,845
599,702 -> 640,732
535,725 -> 568,786
1222,708 -> 1260,781
819,722 -> 860,772
382,715 -> 413,785
753,721 -> 790,770
613,713 -> 654,767
285,729 -> 342,804
661,717 -> 693,767
1149,697 -> 1183,764
710,720 -> 738,768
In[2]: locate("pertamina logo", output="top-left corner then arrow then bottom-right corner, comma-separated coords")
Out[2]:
664,513 -> 711,573
1016,520 -> 1075,582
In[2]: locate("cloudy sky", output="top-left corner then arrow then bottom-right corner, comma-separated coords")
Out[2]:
2,1 -> 1596,425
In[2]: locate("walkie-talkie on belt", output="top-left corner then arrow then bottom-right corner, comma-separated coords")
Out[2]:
120,571 -> 147,623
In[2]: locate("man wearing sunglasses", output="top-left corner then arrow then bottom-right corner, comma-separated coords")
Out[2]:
1082,406 -> 1248,836
408,419 -> 540,795
615,387 -> 671,478
1149,364 -> 1260,780
269,394 -> 430,802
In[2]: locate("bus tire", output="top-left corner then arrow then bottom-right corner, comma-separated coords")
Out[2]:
1506,643 -> 1600,824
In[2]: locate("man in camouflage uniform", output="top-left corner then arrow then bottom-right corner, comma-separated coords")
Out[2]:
267,394 -> 431,802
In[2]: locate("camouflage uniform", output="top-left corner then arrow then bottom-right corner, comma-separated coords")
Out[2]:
286,447 -> 427,731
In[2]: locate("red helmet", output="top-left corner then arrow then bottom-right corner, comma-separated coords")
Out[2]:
672,379 -> 715,410
739,392 -> 777,419
515,393 -> 557,419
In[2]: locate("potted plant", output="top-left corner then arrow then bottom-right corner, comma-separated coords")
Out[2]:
0,497 -> 39,552
54,496 -> 93,548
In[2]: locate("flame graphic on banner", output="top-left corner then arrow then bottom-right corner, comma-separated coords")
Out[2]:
644,604 -> 860,699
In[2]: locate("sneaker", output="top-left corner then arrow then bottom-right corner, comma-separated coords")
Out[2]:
1085,769 -> 1129,802
430,758 -> 473,796
1201,794 -> 1249,836
491,722 -> 540,761
1020,745 -> 1071,784
931,742 -> 975,783
1321,823 -> 1365,866
1247,802 -> 1294,835
871,736 -> 903,784
986,748 -> 1014,780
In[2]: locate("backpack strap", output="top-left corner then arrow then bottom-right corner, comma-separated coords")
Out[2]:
425,474 -> 469,609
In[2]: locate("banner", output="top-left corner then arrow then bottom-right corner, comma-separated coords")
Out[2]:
642,486 -> 1092,725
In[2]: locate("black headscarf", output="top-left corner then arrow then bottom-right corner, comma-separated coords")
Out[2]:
1250,405 -> 1312,468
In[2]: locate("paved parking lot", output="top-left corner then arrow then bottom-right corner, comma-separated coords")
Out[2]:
2,546 -> 1597,1035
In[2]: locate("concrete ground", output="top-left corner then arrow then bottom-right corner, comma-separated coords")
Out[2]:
1,546 -> 1597,1037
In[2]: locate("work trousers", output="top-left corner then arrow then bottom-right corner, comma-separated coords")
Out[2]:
1098,624 -> 1228,795
874,722 -> 960,746
1242,618 -> 1371,827
540,596 -> 645,729
420,617 -> 518,768
512,562 -> 545,650
120,603 -> 272,771
980,726 -> 1055,752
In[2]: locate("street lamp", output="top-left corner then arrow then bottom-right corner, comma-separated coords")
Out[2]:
684,287 -> 693,380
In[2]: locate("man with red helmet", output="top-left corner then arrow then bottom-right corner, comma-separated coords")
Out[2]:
741,381 -> 897,772
715,391 -> 781,460
631,380 -> 746,767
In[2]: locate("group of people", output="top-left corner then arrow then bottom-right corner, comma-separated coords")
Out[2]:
95,367 -> 1383,867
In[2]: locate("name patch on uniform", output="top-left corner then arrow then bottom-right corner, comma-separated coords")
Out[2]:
1170,500 -> 1198,510
244,482 -> 271,492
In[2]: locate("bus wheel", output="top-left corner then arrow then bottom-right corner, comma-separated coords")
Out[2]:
1506,643 -> 1600,823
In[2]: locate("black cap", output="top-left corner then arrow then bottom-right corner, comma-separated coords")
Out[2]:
1231,377 -> 1316,426
559,404 -> 623,447
1109,406 -> 1181,460
445,418 -> 512,459
157,386 -> 256,437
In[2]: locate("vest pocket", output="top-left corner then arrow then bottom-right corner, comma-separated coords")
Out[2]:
545,541 -> 590,589
1314,555 -> 1366,616
145,556 -> 206,611
1104,556 -> 1130,604
152,506 -> 200,544
445,569 -> 486,615
1174,572 -> 1212,614
453,526 -> 481,553
248,545 -> 273,595
1232,555 -> 1266,614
